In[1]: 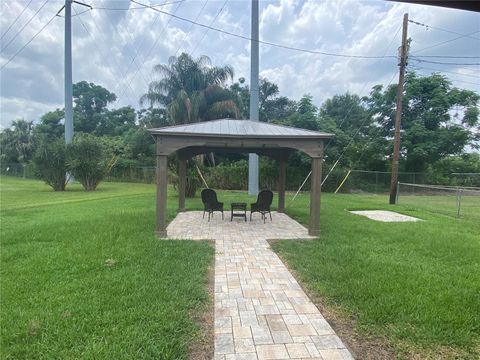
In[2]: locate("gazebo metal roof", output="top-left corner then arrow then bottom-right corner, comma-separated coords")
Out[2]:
149,118 -> 333,139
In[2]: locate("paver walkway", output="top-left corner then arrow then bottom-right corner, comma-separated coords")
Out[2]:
167,211 -> 354,360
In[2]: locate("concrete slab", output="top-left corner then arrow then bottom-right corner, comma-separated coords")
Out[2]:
349,210 -> 421,222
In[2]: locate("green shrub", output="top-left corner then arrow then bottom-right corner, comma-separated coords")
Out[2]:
32,139 -> 68,191
67,134 -> 110,191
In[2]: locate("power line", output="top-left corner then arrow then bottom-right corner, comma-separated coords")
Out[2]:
72,6 -> 141,106
412,30 -> 480,53
191,0 -> 227,56
174,0 -> 209,57
0,10 -> 58,70
311,23 -> 402,189
114,0 -> 185,106
93,1 -> 183,11
410,58 -> 480,66
409,19 -> 480,41
1,0 -> 34,41
1,0 -> 49,52
93,4 -> 153,87
323,25 -> 402,153
131,0 -> 400,60
418,73 -> 480,86
408,65 -> 479,79
416,55 -> 480,59
408,65 -> 480,86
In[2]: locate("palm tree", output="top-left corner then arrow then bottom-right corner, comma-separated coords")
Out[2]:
140,53 -> 240,124
0,119 -> 35,163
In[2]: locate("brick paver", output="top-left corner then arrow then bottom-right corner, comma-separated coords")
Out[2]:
167,211 -> 354,360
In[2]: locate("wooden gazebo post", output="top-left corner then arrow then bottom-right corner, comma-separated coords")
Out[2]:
155,150 -> 168,237
308,155 -> 323,236
277,157 -> 287,213
178,156 -> 187,212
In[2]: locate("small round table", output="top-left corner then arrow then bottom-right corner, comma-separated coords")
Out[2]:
231,202 -> 247,222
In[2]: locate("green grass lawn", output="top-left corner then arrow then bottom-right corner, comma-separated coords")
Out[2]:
273,192 -> 480,359
2,177 -> 479,359
1,177 -> 213,359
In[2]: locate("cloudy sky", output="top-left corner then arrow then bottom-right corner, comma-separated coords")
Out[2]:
1,0 -> 479,129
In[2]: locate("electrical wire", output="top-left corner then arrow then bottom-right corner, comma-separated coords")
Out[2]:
408,65 -> 480,86
174,0 -> 209,57
130,0 -> 400,60
72,6 -> 141,106
92,4 -> 153,87
113,0 -> 185,106
418,74 -> 479,86
1,0 -> 49,52
191,0 -> 227,56
322,24 -> 402,153
412,30 -> 480,54
409,19 -> 480,41
410,58 -> 480,66
416,55 -> 480,59
408,65 -> 479,79
93,1 -> 184,11
1,0 -> 34,41
1,10 -> 57,70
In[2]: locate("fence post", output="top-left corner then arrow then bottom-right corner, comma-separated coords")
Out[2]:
375,171 -> 379,194
395,181 -> 400,204
456,188 -> 462,218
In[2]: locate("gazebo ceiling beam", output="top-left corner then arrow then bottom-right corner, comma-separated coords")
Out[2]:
177,146 -> 294,160
155,135 -> 324,158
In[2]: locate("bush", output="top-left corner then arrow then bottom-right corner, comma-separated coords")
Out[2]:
32,139 -> 68,191
67,134 -> 110,191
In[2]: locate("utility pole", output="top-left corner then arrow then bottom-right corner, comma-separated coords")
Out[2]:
62,0 -> 91,145
248,0 -> 259,196
389,13 -> 409,204
64,0 -> 73,144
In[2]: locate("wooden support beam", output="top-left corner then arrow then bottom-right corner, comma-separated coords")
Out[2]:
178,157 -> 186,212
155,154 -> 168,238
278,158 -> 286,213
308,156 -> 323,236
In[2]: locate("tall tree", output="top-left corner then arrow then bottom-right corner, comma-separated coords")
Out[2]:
96,106 -> 136,136
33,109 -> 65,141
73,81 -> 117,133
230,78 -> 296,122
0,119 -> 35,163
318,93 -> 379,169
141,53 -> 239,124
367,72 -> 479,172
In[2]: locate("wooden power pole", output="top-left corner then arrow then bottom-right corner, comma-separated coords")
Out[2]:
389,13 -> 409,204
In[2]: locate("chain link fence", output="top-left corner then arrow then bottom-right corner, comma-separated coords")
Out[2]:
2,162 -> 479,195
397,182 -> 480,220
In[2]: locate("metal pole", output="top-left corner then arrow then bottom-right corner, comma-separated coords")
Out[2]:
389,13 -> 408,204
395,181 -> 400,204
248,0 -> 259,196
64,0 -> 73,144
456,188 -> 462,218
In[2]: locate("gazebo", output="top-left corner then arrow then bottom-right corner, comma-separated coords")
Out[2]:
148,119 -> 333,237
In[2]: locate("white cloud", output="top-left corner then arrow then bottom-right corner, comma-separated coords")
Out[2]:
1,0 -> 479,129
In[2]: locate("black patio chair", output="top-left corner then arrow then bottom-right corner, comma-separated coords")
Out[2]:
250,190 -> 273,223
201,188 -> 224,221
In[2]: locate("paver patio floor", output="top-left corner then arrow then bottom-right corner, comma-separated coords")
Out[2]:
167,211 -> 354,360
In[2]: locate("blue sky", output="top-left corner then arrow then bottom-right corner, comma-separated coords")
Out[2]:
1,0 -> 479,129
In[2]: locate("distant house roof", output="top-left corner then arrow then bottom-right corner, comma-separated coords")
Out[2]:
149,118 -> 333,139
